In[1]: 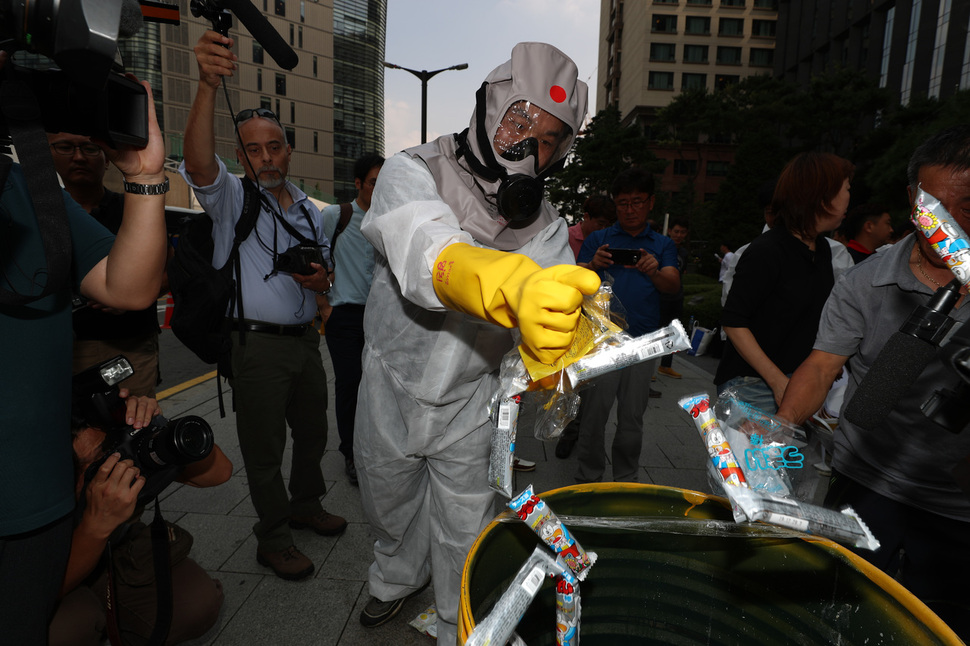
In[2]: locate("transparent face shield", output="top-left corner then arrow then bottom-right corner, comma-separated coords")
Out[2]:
492,100 -> 573,175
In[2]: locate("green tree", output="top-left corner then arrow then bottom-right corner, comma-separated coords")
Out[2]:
784,66 -> 891,156
546,104 -> 663,221
654,75 -> 793,266
860,90 -> 970,211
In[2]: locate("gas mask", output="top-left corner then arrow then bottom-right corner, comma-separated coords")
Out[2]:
458,94 -> 574,225
454,42 -> 587,226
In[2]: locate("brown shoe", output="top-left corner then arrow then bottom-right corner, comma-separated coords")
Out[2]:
256,545 -> 314,581
657,366 -> 682,379
289,510 -> 348,536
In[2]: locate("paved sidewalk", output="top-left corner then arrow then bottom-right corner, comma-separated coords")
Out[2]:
154,341 -> 816,645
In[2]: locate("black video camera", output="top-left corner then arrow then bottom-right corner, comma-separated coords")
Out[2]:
0,0 -> 148,148
276,243 -> 325,276
73,356 -> 214,503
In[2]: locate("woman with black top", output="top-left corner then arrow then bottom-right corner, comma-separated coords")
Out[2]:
715,152 -> 854,413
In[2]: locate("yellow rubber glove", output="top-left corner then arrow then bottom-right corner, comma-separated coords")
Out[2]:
433,243 -> 601,364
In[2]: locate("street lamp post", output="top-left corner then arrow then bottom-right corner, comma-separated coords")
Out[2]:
383,61 -> 468,144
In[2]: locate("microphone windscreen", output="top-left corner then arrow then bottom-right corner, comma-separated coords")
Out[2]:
119,0 -> 145,38
843,332 -> 937,430
221,0 -> 299,70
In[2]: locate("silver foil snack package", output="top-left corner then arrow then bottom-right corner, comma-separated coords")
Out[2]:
488,395 -> 521,498
565,318 -> 690,387
463,546 -> 561,646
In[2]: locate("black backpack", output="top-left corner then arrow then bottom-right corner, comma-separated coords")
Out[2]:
167,178 -> 261,412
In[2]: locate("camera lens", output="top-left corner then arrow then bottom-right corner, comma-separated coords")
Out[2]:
143,415 -> 214,467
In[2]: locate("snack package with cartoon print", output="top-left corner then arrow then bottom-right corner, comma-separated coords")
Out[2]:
677,392 -> 879,550
555,570 -> 581,646
911,186 -> 970,290
508,485 -> 597,580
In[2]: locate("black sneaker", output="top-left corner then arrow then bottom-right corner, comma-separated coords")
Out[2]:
345,457 -> 359,487
555,434 -> 578,459
360,579 -> 430,628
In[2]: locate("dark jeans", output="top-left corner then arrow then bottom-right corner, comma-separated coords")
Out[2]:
0,512 -> 73,644
825,473 -> 970,640
324,304 -> 365,460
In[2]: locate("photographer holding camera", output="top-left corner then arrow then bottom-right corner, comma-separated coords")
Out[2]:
48,389 -> 231,646
179,30 -> 345,582
0,1 -> 170,636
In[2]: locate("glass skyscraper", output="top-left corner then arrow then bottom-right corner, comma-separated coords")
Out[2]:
333,0 -> 387,202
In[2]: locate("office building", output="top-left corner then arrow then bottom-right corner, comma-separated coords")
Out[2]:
776,0 -> 970,106
332,0 -> 387,202
598,0 -> 778,201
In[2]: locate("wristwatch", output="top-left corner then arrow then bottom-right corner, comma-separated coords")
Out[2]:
123,178 -> 170,195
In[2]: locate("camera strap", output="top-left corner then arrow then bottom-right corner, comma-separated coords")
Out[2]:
0,70 -> 73,306
269,202 -> 318,246
104,500 -> 174,646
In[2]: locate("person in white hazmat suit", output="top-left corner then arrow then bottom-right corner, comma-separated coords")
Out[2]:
356,42 -> 599,644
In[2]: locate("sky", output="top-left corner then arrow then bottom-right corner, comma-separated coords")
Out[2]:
381,0 -> 601,156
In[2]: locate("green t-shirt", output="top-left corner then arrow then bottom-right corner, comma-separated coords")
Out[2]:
0,162 -> 114,536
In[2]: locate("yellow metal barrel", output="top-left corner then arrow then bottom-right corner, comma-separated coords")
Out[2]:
459,483 -> 962,645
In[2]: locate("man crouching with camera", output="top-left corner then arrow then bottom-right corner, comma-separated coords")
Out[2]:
48,375 -> 231,646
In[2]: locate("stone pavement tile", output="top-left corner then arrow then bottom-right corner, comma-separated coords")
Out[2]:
181,571 -> 261,646
212,576 -> 362,645
317,522 -> 372,582
228,493 -> 257,518
175,512 -> 255,572
161,474 -> 251,515
658,441 -> 707,470
640,443 -> 674,470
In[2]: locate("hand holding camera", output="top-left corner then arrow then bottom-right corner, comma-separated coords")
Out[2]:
291,258 -> 331,294
102,78 -> 167,189
74,357 -> 216,504
81,452 -> 144,540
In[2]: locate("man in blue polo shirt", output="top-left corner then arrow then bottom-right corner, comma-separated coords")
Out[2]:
574,168 -> 680,482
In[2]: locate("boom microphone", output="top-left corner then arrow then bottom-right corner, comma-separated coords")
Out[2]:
843,279 -> 961,430
220,0 -> 298,70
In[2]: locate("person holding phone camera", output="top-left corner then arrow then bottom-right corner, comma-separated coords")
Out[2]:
180,30 -> 346,582
48,392 -> 230,646
574,167 -> 680,483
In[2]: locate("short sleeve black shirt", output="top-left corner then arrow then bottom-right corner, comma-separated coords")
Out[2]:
715,226 -> 834,386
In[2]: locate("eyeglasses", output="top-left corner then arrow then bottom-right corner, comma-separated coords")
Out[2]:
50,142 -> 103,157
615,198 -> 650,211
234,108 -> 280,125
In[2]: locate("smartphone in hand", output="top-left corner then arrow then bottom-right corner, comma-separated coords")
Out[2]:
609,248 -> 642,265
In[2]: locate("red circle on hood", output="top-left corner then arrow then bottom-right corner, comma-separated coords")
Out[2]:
550,85 -> 567,103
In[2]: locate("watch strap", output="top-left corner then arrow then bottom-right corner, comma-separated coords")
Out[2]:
123,177 -> 170,195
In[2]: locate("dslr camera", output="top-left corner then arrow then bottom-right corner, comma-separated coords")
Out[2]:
0,0 -> 148,148
276,243 -> 325,276
74,356 -> 214,503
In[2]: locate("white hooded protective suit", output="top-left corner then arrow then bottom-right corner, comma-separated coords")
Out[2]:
355,42 -> 587,645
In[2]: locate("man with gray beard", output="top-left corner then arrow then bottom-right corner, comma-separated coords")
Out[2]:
179,30 -> 346,581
